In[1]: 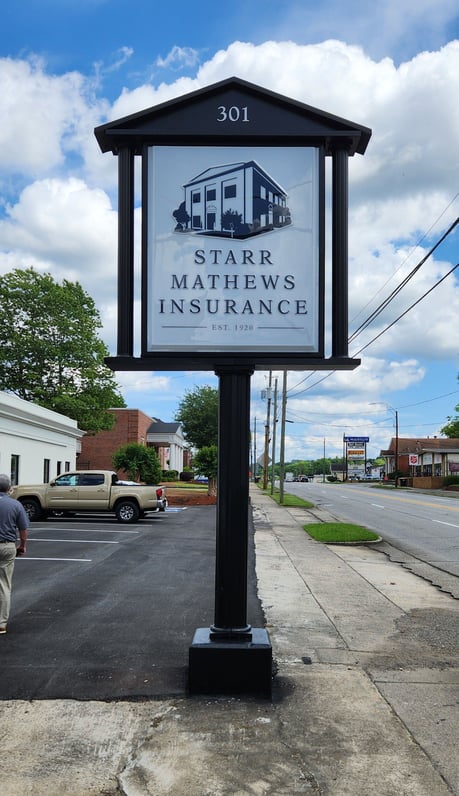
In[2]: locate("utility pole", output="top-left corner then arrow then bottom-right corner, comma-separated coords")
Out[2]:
253,417 -> 257,481
263,372 -> 272,490
270,377 -> 278,495
278,371 -> 287,504
394,409 -> 399,488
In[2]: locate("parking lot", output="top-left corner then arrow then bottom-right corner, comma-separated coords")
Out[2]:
1,505 -> 263,701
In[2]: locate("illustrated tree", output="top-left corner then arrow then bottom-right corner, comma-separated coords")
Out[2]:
172,201 -> 190,231
175,385 -> 218,450
112,442 -> 162,484
0,267 -> 125,431
193,445 -> 218,496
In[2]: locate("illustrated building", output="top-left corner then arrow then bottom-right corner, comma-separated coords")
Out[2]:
180,160 -> 290,238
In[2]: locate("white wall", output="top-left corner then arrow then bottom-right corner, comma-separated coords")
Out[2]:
0,392 -> 84,484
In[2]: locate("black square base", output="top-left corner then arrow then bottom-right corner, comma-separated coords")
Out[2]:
188,627 -> 272,697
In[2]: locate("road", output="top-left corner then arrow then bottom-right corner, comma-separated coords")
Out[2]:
284,481 -> 459,578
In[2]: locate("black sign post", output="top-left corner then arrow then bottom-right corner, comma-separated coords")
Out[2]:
95,77 -> 371,696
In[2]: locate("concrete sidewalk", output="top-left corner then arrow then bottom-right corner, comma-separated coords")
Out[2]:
1,487 -> 458,795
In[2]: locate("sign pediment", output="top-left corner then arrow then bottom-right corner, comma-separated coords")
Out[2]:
95,76 -> 371,156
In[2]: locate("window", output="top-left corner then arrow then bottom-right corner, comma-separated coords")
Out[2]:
192,192 -> 201,203
79,473 -> 105,486
192,215 -> 202,228
54,473 -> 79,487
10,455 -> 19,486
43,459 -> 50,483
65,461 -> 71,472
57,461 -> 62,475
206,188 -> 216,201
224,184 -> 237,199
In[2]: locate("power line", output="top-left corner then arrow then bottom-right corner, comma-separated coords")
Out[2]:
350,193 -> 459,329
349,216 -> 459,344
351,261 -> 458,357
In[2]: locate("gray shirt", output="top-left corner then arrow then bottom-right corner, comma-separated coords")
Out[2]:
0,493 -> 30,542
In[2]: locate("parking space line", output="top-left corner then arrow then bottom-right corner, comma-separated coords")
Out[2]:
29,528 -> 140,534
30,538 -> 119,544
16,557 -> 92,562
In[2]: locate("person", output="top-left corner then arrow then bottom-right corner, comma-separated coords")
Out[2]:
0,473 -> 29,634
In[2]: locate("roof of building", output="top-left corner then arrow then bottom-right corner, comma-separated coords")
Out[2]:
382,437 -> 459,455
147,418 -> 182,434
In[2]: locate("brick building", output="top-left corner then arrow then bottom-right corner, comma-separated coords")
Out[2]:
79,408 -> 185,475
380,436 -> 459,488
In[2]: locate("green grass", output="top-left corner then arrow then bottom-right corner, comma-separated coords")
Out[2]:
259,485 -> 314,508
164,482 -> 208,491
304,522 -> 380,543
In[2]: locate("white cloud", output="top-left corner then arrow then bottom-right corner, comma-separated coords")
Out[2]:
156,46 -> 201,71
0,177 -> 118,313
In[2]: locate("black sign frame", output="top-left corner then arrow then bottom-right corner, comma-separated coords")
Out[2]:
95,76 -> 371,372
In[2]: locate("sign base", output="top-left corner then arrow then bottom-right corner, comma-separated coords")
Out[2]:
189,627 -> 272,697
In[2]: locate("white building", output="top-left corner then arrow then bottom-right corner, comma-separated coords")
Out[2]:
0,391 -> 84,485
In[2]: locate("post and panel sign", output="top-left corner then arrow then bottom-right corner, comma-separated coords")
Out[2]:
95,77 -> 371,371
344,436 -> 369,479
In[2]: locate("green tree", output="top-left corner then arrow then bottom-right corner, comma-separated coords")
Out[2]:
175,385 -> 218,449
112,443 -> 162,483
442,414 -> 459,437
0,268 -> 125,431
193,445 -> 218,496
441,375 -> 459,437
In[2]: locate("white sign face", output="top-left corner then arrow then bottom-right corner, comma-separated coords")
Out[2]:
145,146 -> 320,353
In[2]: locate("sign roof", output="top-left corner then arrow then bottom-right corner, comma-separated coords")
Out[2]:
95,76 -> 371,157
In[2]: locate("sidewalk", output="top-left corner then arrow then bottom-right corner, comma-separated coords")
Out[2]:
1,488 -> 458,795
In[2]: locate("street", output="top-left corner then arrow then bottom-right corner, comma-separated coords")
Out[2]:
284,480 -> 459,578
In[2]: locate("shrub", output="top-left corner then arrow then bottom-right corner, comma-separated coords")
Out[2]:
443,475 -> 459,488
161,469 -> 179,482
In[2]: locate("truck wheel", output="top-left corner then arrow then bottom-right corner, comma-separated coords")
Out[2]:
19,497 -> 43,522
115,500 -> 140,523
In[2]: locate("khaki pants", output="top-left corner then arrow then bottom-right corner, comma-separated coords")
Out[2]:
0,543 -> 17,627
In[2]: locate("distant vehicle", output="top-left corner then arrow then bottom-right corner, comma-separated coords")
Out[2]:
293,475 -> 309,482
11,470 -> 167,523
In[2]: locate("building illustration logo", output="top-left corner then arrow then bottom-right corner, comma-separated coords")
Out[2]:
172,160 -> 292,239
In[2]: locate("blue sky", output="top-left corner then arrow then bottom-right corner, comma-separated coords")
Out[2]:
1,0 -> 458,460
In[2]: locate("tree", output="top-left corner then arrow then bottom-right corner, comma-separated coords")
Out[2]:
0,268 -> 125,431
193,445 -> 218,496
442,413 -> 459,437
175,385 -> 218,449
441,380 -> 459,437
112,443 -> 162,484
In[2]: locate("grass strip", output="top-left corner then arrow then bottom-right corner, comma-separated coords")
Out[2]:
259,485 -> 314,508
304,522 -> 380,543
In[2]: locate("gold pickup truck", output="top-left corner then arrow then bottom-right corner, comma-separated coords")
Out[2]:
11,470 -> 167,523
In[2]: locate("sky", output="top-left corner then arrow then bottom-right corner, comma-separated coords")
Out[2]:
1,0 -> 458,462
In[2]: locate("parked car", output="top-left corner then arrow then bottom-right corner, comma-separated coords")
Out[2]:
11,470 -> 167,523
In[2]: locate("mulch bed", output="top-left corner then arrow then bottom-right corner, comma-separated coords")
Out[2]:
165,488 -> 216,506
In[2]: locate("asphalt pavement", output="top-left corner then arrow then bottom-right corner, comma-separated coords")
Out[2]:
0,487 -> 458,795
